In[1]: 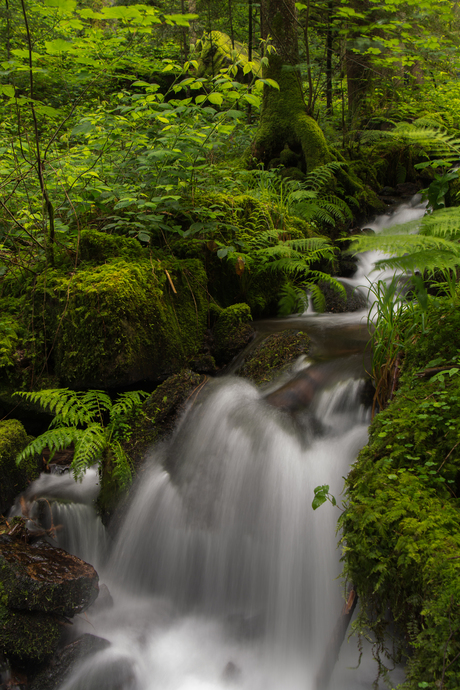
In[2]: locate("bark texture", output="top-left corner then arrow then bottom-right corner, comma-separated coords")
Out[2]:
251,0 -> 330,172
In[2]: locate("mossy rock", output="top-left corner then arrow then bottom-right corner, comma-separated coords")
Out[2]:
0,419 -> 39,515
78,228 -> 144,263
99,370 -> 206,523
29,633 -> 111,690
212,303 -> 254,366
36,255 -> 207,388
239,330 -> 310,385
0,607 -> 62,667
341,297 -> 460,687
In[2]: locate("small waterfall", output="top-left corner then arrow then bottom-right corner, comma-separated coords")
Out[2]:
10,197 -> 426,689
9,467 -> 108,572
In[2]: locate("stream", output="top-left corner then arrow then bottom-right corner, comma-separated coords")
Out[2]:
14,196 -> 427,690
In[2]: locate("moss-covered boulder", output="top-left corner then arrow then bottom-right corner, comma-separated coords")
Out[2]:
212,303 -> 254,366
0,419 -> 39,515
239,330 -> 310,385
50,256 -> 207,387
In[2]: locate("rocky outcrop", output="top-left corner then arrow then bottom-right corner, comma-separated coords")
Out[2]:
0,517 -> 98,667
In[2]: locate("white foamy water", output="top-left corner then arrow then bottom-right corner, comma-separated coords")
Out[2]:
13,198 -> 427,690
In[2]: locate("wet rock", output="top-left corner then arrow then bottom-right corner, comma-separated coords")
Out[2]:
55,653 -> 138,690
29,634 -> 111,690
379,186 -> 396,196
239,331 -> 310,385
320,281 -> 368,313
90,584 -> 113,615
0,529 -> 99,617
0,609 -> 62,666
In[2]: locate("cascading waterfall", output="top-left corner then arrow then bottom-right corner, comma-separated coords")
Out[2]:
14,196 -> 427,690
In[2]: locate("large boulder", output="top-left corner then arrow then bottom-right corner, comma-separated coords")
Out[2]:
0,233 -> 208,389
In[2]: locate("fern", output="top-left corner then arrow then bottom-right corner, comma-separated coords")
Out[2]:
15,388 -> 148,486
349,207 -> 460,276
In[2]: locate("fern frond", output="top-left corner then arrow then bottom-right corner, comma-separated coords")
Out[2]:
307,282 -> 327,312
304,161 -> 345,191
72,424 -> 107,480
264,258 -> 313,275
110,440 -> 133,488
16,427 -> 81,465
110,390 -> 149,419
81,390 -> 113,422
308,272 -> 347,299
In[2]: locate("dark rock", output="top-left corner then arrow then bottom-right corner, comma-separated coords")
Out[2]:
239,331 -> 310,385
30,634 -> 111,690
0,524 -> 99,617
320,281 -> 368,313
90,584 -> 113,615
379,186 -> 396,196
52,653 -> 138,690
395,182 -> 420,197
0,609 -> 62,666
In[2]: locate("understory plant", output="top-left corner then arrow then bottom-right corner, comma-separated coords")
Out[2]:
15,388 -> 148,487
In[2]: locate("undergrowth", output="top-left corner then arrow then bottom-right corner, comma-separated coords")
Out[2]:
341,297 -> 460,689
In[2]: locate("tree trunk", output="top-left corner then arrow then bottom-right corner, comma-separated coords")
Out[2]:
251,0 -> 330,173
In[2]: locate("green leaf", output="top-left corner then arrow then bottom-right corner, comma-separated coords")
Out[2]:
44,39 -> 74,54
44,0 -> 77,10
208,92 -> 223,106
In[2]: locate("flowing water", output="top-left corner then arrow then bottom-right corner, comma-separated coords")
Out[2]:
14,197 -> 427,690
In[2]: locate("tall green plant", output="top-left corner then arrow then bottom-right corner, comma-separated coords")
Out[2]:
15,388 -> 148,486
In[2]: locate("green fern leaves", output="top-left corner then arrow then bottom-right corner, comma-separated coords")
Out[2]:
15,388 -> 148,486
349,207 -> 460,276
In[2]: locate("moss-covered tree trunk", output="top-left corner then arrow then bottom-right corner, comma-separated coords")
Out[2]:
251,0 -> 330,173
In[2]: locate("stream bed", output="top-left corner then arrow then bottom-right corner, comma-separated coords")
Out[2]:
14,196 -> 427,690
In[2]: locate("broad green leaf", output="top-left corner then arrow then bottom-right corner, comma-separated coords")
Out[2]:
0,84 -> 15,97
208,93 -> 223,106
44,39 -> 74,54
244,93 -> 261,107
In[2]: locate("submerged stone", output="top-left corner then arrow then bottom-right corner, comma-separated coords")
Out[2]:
30,634 -> 111,690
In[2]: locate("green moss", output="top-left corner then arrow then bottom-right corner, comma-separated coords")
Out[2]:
212,303 -> 253,365
0,609 -> 61,665
341,299 -> 460,688
250,55 -> 330,172
78,228 -> 144,263
239,330 -> 310,385
33,257 -> 207,387
0,419 -> 38,514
